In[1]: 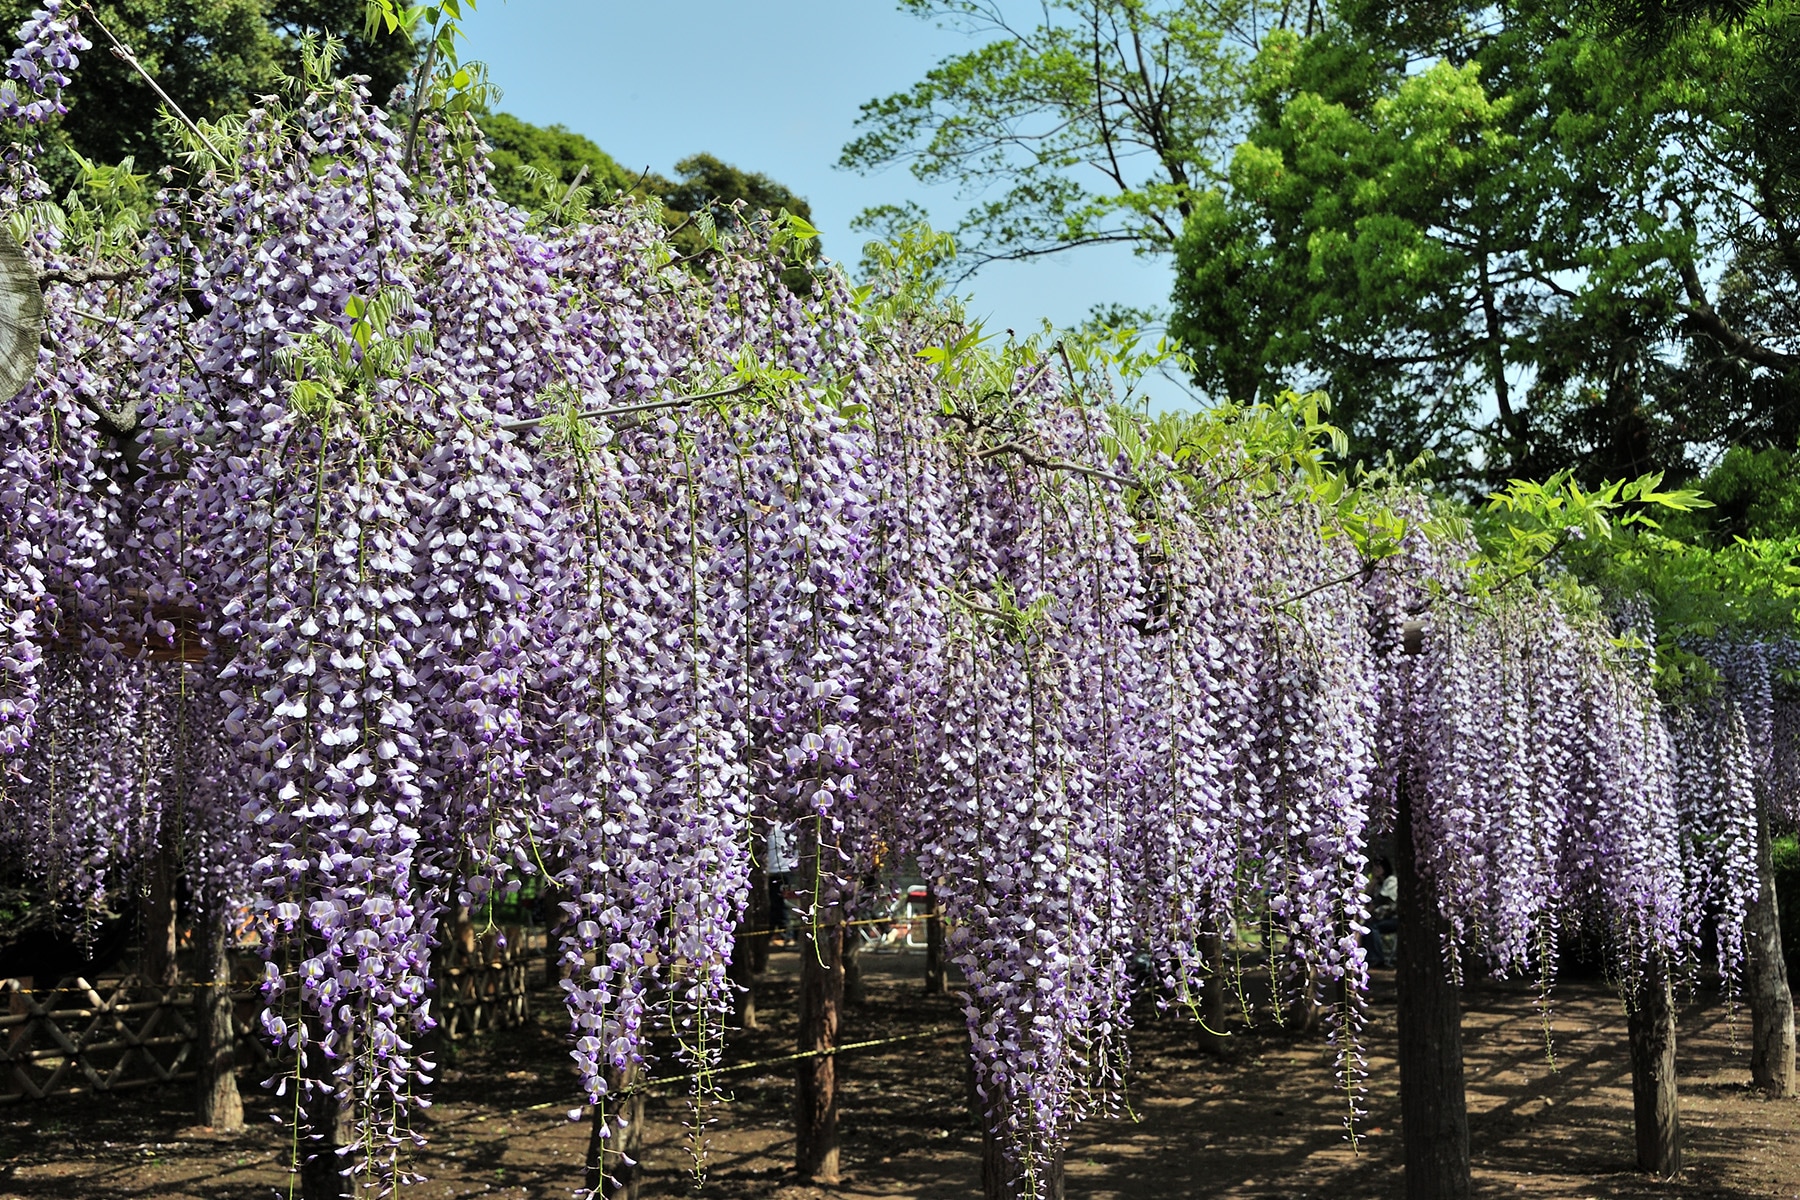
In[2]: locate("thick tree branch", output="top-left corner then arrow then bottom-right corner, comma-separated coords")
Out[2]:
975,438 -> 1135,487
498,382 -> 756,434
1675,257 -> 1799,373
40,266 -> 142,287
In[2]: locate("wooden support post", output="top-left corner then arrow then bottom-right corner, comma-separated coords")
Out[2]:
749,864 -> 771,975
843,922 -> 867,1007
140,850 -> 179,987
297,1086 -> 355,1200
728,915 -> 759,1031
297,1012 -> 355,1200
194,897 -> 243,1131
1748,800 -> 1797,1096
924,883 -> 946,995
978,1091 -> 1064,1200
1395,773 -> 1471,1200
1198,932 -> 1228,1056
584,1061 -> 644,1200
796,826 -> 844,1185
1628,951 -> 1682,1175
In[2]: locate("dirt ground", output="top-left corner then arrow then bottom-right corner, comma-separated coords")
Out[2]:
4,949 -> 1799,1200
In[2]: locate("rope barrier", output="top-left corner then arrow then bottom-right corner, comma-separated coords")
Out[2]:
493,1024 -> 971,1122
0,914 -> 946,994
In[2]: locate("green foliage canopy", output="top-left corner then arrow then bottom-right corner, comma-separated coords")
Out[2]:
7,0 -> 413,190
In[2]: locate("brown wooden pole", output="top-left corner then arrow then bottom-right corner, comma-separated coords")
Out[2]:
297,1001 -> 356,1200
297,1081 -> 355,1199
1394,772 -> 1471,1200
140,849 -> 179,987
1748,800 -> 1797,1096
978,1089 -> 1064,1200
584,1061 -> 644,1200
194,897 -> 243,1131
795,826 -> 844,1184
1199,932 -> 1228,1056
1628,951 -> 1682,1175
843,921 -> 867,1007
728,916 -> 759,1031
749,863 -> 771,975
924,882 -> 946,995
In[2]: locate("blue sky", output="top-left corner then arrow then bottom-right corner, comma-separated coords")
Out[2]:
458,0 -> 1192,408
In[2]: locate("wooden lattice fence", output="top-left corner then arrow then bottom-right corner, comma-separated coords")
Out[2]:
0,975 -> 244,1103
436,928 -> 534,1043
2,938 -> 535,1104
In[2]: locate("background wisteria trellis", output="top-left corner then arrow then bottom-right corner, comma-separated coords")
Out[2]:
0,7 -> 1780,1197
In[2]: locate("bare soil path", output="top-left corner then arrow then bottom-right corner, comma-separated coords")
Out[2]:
3,953 -> 1798,1199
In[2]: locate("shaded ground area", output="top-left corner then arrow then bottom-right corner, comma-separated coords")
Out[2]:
3,951 -> 1799,1199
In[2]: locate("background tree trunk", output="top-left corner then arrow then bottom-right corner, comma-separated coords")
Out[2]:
978,1091 -> 1064,1200
1395,775 -> 1471,1200
795,834 -> 844,1187
193,897 -> 243,1130
1628,951 -> 1682,1176
297,1013 -> 355,1200
924,883 -> 945,995
584,1061 -> 644,1200
843,924 -> 866,1007
1748,801 -> 1796,1097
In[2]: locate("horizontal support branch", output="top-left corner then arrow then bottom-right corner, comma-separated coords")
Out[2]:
40,266 -> 141,288
498,382 -> 755,433
976,439 -> 1136,487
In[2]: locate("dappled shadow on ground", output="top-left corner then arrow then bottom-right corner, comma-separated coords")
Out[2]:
3,957 -> 1797,1199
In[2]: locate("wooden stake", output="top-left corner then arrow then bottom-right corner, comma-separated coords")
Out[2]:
795,829 -> 844,1184
584,1061 -> 644,1200
193,898 -> 243,1131
924,882 -> 946,995
1748,800 -> 1797,1096
1628,951 -> 1681,1176
1395,771 -> 1471,1200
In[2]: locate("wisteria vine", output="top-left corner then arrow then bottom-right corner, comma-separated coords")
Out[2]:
0,12 -> 1775,1200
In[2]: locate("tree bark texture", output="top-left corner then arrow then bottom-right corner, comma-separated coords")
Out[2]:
193,898 -> 243,1130
748,864 -> 771,975
1198,933 -> 1229,1056
297,1088 -> 355,1200
1748,801 -> 1796,1097
796,911 -> 844,1183
924,883 -> 946,995
728,915 -> 759,1031
140,849 -> 179,987
978,1092 -> 1065,1200
1395,775 -> 1471,1200
297,1015 -> 356,1200
584,1061 -> 644,1200
1628,952 -> 1682,1176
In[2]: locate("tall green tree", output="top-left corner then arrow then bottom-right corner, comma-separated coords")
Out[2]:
476,111 -> 637,211
851,0 -> 1800,489
1169,0 -> 1800,487
840,0 -> 1304,269
4,0 -> 413,191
